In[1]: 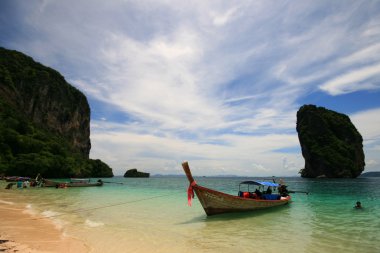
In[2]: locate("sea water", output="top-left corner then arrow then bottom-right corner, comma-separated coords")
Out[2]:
1,176 -> 380,253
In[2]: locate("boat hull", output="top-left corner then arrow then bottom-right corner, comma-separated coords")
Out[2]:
43,179 -> 103,187
194,185 -> 290,216
5,176 -> 31,182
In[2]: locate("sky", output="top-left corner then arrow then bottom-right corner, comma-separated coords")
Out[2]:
1,0 -> 380,176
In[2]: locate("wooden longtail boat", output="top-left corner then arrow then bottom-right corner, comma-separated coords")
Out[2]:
42,178 -> 103,188
5,176 -> 31,182
182,161 -> 291,216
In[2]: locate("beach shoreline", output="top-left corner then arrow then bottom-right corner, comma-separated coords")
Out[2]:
0,198 -> 89,253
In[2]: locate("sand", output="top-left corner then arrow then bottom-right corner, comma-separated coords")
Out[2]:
0,202 -> 89,253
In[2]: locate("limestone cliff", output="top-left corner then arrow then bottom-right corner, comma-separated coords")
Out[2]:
296,105 -> 365,178
0,47 -> 90,157
0,47 -> 113,177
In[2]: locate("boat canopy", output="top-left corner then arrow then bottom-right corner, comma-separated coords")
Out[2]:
239,181 -> 279,187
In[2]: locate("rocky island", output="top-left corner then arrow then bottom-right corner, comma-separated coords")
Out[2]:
124,169 -> 150,178
0,47 -> 113,178
296,105 -> 365,178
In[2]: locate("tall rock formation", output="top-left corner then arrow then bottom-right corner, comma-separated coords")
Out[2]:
0,47 -> 90,157
0,47 -> 113,177
296,105 -> 365,178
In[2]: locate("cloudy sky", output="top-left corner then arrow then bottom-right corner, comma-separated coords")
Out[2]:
1,0 -> 380,176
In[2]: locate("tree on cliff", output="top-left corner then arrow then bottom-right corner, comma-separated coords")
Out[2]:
296,105 -> 365,178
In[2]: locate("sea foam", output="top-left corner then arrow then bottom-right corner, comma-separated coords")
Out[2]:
0,199 -> 14,205
41,210 -> 66,230
22,203 -> 38,216
41,210 -> 61,218
85,219 -> 104,228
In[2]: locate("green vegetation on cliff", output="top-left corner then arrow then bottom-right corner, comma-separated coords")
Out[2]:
0,47 -> 113,178
0,47 -> 91,156
296,105 -> 365,178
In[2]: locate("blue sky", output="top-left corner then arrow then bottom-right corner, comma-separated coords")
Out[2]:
1,0 -> 380,176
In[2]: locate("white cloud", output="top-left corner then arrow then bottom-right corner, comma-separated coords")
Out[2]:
211,6 -> 240,26
90,120 -> 303,175
282,157 -> 300,172
351,108 -> 380,142
350,108 -> 380,172
251,163 -> 271,173
338,43 -> 380,66
319,63 -> 380,95
366,160 -> 378,166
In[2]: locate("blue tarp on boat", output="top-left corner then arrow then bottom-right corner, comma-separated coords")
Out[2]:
239,181 -> 279,187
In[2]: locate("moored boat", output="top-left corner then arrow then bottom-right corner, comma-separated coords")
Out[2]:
42,178 -> 103,188
182,161 -> 291,216
5,176 -> 31,182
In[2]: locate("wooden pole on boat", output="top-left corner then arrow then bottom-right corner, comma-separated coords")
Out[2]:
182,161 -> 195,184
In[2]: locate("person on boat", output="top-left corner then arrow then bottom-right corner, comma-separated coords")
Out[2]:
254,189 -> 262,199
55,183 -> 67,188
265,187 -> 272,194
278,184 -> 289,197
23,180 -> 30,188
354,201 -> 362,209
60,183 -> 68,188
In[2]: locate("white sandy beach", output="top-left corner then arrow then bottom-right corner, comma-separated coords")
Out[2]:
0,201 -> 88,253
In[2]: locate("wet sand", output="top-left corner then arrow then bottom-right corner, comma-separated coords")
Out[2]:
0,201 -> 89,253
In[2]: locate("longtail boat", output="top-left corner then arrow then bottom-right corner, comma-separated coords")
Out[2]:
5,176 -> 31,182
42,178 -> 103,188
182,161 -> 291,216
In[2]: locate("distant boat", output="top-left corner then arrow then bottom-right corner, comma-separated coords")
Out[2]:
42,178 -> 103,188
182,162 -> 291,216
4,176 -> 31,182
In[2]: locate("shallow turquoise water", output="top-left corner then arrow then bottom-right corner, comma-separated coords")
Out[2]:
1,176 -> 380,253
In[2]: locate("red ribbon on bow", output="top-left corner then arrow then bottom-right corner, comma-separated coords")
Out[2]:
187,181 -> 197,206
